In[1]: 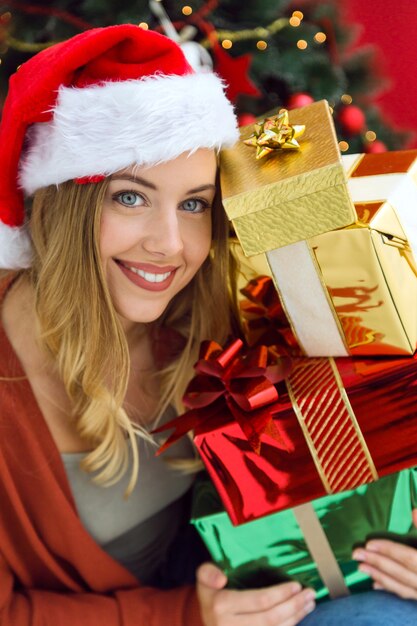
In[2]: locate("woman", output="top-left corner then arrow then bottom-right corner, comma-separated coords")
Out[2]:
0,24 -> 317,626
1,23 -> 416,626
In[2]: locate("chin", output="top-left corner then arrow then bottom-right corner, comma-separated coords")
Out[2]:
119,308 -> 167,325
116,299 -> 171,326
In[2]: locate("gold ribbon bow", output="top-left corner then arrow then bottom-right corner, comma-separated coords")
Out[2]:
244,109 -> 305,159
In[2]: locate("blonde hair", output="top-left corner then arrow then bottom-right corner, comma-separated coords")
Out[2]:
23,173 -> 232,493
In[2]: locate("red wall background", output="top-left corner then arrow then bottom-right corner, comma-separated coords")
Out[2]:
344,0 -> 417,146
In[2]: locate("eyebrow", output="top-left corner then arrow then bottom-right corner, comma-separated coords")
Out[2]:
110,174 -> 216,194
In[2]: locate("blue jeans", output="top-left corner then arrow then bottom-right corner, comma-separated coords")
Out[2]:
299,591 -> 417,625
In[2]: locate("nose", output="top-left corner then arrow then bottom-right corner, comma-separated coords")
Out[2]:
142,206 -> 184,258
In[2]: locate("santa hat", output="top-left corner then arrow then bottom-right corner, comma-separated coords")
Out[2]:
0,24 -> 239,269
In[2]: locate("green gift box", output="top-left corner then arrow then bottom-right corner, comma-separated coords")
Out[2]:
192,469 -> 417,601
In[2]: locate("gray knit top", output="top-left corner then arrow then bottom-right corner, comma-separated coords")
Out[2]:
61,424 -> 195,584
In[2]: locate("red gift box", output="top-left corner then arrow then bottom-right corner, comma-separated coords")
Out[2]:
156,340 -> 417,525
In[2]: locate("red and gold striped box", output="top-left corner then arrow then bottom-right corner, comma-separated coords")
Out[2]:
193,351 -> 417,525
156,338 -> 417,598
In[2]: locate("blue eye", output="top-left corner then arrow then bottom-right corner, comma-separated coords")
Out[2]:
115,191 -> 145,207
181,198 -> 208,213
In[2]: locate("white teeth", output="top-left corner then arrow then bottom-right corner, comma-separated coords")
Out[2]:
123,264 -> 172,283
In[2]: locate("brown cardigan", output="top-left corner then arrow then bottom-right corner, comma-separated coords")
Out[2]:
0,280 -> 203,626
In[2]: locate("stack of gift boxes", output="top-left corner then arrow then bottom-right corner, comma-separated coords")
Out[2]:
157,101 -> 417,601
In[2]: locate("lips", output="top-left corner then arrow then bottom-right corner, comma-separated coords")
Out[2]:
115,259 -> 178,292
117,260 -> 178,273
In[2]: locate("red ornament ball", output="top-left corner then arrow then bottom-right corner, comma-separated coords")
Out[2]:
364,139 -> 387,154
338,105 -> 366,135
238,113 -> 257,127
287,93 -> 314,109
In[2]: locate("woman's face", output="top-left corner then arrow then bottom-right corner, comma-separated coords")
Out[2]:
100,149 -> 216,329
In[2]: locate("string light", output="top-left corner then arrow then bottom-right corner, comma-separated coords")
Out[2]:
289,16 -> 301,27
314,32 -> 327,43
297,40 -> 308,50
292,10 -> 304,20
365,130 -> 377,142
6,35 -> 53,52
138,22 -> 149,29
222,39 -> 233,49
182,6 -> 193,16
341,94 -> 353,105
339,141 -> 350,152
201,18 -> 287,46
256,40 -> 268,50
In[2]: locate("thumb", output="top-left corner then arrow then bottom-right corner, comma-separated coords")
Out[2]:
196,562 -> 228,590
412,509 -> 417,529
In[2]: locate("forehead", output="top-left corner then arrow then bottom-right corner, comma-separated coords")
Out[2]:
118,149 -> 217,186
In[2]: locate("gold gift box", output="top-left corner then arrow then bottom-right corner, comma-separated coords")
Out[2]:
220,100 -> 357,256
232,150 -> 417,356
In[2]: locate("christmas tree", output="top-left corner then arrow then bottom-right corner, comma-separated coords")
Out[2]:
0,0 -> 409,153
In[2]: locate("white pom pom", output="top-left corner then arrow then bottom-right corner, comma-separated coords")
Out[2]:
180,42 -> 213,72
0,222 -> 32,269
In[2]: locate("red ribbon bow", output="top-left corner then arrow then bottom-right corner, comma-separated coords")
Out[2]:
153,338 -> 292,455
240,276 -> 303,357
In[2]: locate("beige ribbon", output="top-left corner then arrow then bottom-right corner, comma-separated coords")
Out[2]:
292,503 -> 350,599
287,357 -> 378,597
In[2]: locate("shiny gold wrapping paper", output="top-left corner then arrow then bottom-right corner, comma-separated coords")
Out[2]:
232,218 -> 417,355
220,100 -> 357,256
310,223 -> 417,355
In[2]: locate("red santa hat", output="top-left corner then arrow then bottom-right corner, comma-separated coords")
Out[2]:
0,24 -> 239,269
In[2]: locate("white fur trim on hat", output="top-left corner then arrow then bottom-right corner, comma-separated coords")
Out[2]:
0,221 -> 32,269
19,72 -> 239,195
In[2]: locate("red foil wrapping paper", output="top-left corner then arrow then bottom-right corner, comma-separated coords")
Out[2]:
192,352 -> 417,525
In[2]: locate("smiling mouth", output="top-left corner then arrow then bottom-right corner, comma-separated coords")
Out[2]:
115,260 -> 177,290
123,265 -> 172,283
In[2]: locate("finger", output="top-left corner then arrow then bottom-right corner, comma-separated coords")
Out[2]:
412,509 -> 417,529
365,539 -> 417,571
256,588 -> 315,625
359,564 -> 417,600
196,562 -> 228,590
217,581 -> 303,614
353,546 -> 417,590
233,587 -> 316,626
279,601 -> 317,626
367,538 -> 417,566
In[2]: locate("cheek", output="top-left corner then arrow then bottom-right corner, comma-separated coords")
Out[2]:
99,212 -> 136,259
185,219 -> 212,267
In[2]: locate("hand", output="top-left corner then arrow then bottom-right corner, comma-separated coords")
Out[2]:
196,562 -> 316,626
352,508 -> 417,599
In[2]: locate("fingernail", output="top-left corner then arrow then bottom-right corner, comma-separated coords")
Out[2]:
373,583 -> 383,590
366,542 -> 380,552
305,601 -> 316,614
290,582 -> 302,594
352,549 -> 365,561
358,564 -> 371,574
207,568 -> 226,586
303,589 -> 316,602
